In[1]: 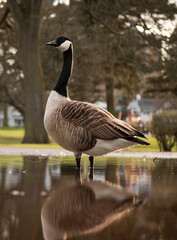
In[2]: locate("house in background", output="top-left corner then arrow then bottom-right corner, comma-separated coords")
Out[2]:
0,106 -> 23,127
126,95 -> 164,133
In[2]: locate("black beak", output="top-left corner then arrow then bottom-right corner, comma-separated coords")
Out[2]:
45,39 -> 58,47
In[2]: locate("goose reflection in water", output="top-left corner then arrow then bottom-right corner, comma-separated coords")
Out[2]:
41,168 -> 144,240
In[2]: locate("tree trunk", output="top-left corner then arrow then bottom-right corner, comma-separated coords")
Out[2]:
105,75 -> 116,117
8,0 -> 49,143
3,103 -> 8,127
19,19 -> 48,143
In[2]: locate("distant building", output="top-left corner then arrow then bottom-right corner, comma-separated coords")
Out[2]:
126,95 -> 164,132
0,106 -> 23,127
127,95 -> 164,122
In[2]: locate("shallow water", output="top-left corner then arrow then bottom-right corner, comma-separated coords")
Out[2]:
0,155 -> 177,240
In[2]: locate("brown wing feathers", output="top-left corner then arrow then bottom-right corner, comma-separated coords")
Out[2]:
106,121 -> 149,145
61,101 -> 149,145
112,120 -> 148,139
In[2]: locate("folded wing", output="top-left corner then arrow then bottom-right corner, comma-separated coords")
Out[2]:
61,100 -> 149,145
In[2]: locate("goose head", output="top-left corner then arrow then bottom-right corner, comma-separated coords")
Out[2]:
46,36 -> 71,52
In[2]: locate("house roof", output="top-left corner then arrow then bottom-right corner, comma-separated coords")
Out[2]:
128,98 -> 164,114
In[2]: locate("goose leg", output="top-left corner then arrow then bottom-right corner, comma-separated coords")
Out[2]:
75,168 -> 81,184
76,158 -> 81,169
89,156 -> 94,168
89,167 -> 93,180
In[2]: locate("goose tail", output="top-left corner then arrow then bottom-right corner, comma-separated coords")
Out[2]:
127,137 -> 150,145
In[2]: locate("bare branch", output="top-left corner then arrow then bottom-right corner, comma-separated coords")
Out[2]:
88,8 -> 120,35
5,18 -> 15,31
7,0 -> 23,25
0,5 -> 10,27
4,86 -> 24,115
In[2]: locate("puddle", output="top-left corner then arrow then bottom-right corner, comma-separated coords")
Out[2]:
0,156 -> 177,239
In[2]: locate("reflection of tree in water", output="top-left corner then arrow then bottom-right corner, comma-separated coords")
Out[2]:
0,156 -> 48,240
153,158 -> 177,173
16,156 -> 47,240
105,161 -> 152,196
151,158 -> 177,202
105,163 -> 116,183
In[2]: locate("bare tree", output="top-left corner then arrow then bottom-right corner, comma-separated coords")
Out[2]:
7,0 -> 48,143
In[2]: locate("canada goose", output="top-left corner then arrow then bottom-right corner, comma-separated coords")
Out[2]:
41,179 -> 140,240
44,36 -> 149,168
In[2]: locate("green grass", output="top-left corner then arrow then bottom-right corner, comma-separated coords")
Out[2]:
0,127 -> 59,148
127,137 -> 159,152
0,127 -> 176,152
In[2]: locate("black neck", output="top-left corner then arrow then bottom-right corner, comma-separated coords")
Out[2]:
54,44 -> 72,97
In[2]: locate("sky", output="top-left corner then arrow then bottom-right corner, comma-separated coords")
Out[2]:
53,0 -> 70,6
136,17 -> 177,38
169,0 -> 177,5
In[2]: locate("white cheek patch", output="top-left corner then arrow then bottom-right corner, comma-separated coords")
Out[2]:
58,40 -> 71,52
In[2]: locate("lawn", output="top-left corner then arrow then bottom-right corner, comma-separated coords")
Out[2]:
0,127 -> 59,148
0,127 -> 176,152
127,137 -> 159,152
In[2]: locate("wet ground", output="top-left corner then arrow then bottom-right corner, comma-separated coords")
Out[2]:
0,155 -> 177,240
1,146 -> 177,158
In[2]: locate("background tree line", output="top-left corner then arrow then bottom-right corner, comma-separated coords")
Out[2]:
0,0 -> 177,143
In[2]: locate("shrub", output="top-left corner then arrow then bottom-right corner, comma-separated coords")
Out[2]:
152,111 -> 177,152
